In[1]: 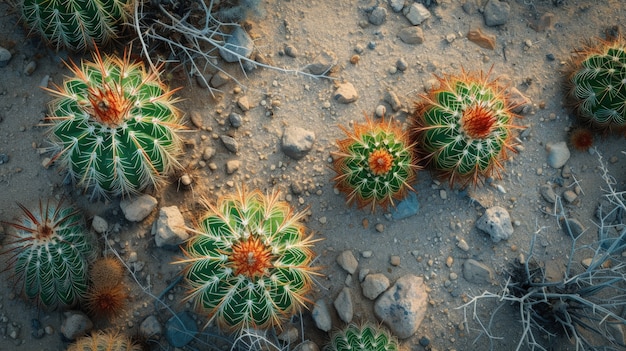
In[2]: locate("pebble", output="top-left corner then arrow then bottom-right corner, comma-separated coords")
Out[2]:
390,255 -> 400,266
312,299 -> 332,332
476,206 -> 514,242
375,105 -> 386,118
180,174 -> 193,186
220,135 -> 239,153
361,273 -> 390,300
389,0 -> 405,12
278,326 -> 299,342
384,90 -> 402,112
368,7 -> 387,25
225,160 -> 241,174
445,33 -> 456,43
333,287 -> 353,323
398,26 -> 425,45
23,61 -> 37,76
210,71 -> 231,88
119,194 -> 158,222
337,250 -> 358,274
307,50 -> 337,75
293,341 -> 320,351
562,190 -> 578,203
61,311 -> 93,340
284,45 -> 298,58
281,126 -> 315,160
139,315 -> 162,339
446,256 -> 454,268
153,206 -> 189,248
0,154 -> 8,164
334,82 -> 359,103
219,26 -> 254,62
540,183 -> 557,203
483,0 -> 510,26
375,223 -> 384,232
462,259 -> 494,284
91,215 -> 108,234
403,3 -> 431,25
467,28 -> 496,50
189,111 -> 203,128
546,141 -> 570,168
396,58 -> 408,71
562,217 -> 585,238
456,238 -> 470,251
165,312 -> 198,348
0,46 -> 11,67
374,274 -> 428,339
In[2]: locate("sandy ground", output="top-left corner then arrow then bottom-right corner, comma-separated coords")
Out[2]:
1,0 -> 626,350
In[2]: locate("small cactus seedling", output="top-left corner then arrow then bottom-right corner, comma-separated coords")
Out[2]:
412,69 -> 522,187
332,116 -> 418,212
566,36 -> 626,131
67,331 -> 140,351
44,49 -> 183,199
20,0 -> 132,51
325,323 -> 400,351
1,199 -> 96,308
85,257 -> 127,319
177,187 -> 319,332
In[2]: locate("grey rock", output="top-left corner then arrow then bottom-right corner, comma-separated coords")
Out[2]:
476,206 -> 514,242
398,26 -> 425,45
229,112 -> 243,128
396,58 -> 408,72
307,51 -> 337,75
210,71 -> 231,88
284,45 -> 298,58
312,299 -> 332,332
392,191 -> 419,220
403,3 -> 431,25
281,126 -> 315,160
165,312 -> 198,348
483,0 -> 510,26
153,206 -> 189,248
61,311 -> 93,340
374,274 -> 428,339
293,340 -> 320,351
507,87 -> 532,114
23,60 -> 37,76
333,287 -> 353,323
337,250 -> 358,274
219,26 -> 254,63
225,159 -> 241,174
462,1 -> 478,14
546,141 -> 570,168
462,259 -> 494,284
369,7 -> 387,25
334,82 -> 359,104
120,194 -> 158,222
384,90 -> 402,111
375,105 -> 386,118
195,73 -> 212,89
220,135 -> 239,153
389,0 -> 405,12
361,273 -> 390,300
278,326 -> 299,342
91,215 -> 108,234
562,217 -> 585,238
0,47 -> 11,67
139,315 -> 162,339
540,183 -> 557,203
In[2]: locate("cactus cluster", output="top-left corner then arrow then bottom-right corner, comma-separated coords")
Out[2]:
567,37 -> 626,130
20,0 -> 132,51
44,49 -> 183,199
85,257 -> 128,319
325,323 -> 400,351
67,331 -> 140,351
177,187 -> 318,332
1,199 -> 95,308
332,117 -> 418,212
411,69 -> 521,186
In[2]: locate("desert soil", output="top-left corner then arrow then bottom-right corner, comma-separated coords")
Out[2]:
1,0 -> 626,350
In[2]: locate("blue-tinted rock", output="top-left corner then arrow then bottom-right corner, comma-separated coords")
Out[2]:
392,192 -> 419,220
165,312 -> 198,348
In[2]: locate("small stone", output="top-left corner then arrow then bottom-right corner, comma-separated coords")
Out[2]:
278,326 -> 299,342
389,0 -> 405,12
120,194 -> 158,222
467,28 -> 496,50
384,90 -> 402,111
398,26 -> 425,45
375,105 -> 386,118
229,112 -> 243,128
462,259 -> 494,284
392,191 -> 420,220
445,33 -> 456,43
483,0 -> 510,26
334,82 -> 359,103
180,174 -> 192,186
337,250 -> 358,274
374,274 -> 428,339
237,96 -> 250,111
189,111 -> 203,128
419,336 -> 430,347
403,3 -> 430,25
307,51 -> 337,75
362,250 -> 373,258
293,341 -> 320,351
563,190 -> 578,203
281,126 -> 315,160
0,154 -> 8,164
375,223 -> 385,233
546,141 -> 570,168
476,206 -> 514,242
312,299 -> 332,332
61,311 -> 93,340
361,273 -> 390,300
540,184 -> 557,203
333,287 -> 354,323
23,60 -> 37,76
456,239 -> 470,252
165,312 -> 198,348
446,256 -> 454,268
139,315 -> 162,339
531,12 -> 555,32
284,45 -> 298,58
220,135 -> 239,153
153,206 -> 189,248
581,258 -> 593,269
219,26 -> 254,62
0,46 -> 12,67
202,147 -> 216,161
225,160 -> 241,174
91,215 -> 108,234
390,255 -> 400,266
396,58 -> 408,71
562,217 -> 585,238
210,71 -> 231,88
368,7 -> 387,25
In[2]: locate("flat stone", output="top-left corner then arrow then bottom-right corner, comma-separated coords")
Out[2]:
507,87 -> 532,114
462,259 -> 494,284
153,206 -> 189,248
540,183 -> 557,203
210,71 -> 231,88
333,287 -> 353,323
220,135 -> 239,153
120,194 -> 158,222
312,299 -> 332,332
403,3 -> 430,25
333,82 -> 359,104
476,206 -> 514,242
531,12 -> 555,32
307,51 -> 337,75
337,250 -> 358,274
225,159 -> 241,174
219,26 -> 254,63
467,28 -> 496,50
546,141 -> 570,169
392,191 -> 419,220
389,0 -> 405,12
281,126 -> 315,160
374,274 -> 428,339
361,273 -> 390,300
483,0 -> 510,26
228,113 -> 243,128
61,311 -> 93,340
139,315 -> 162,339
91,215 -> 108,234
398,26 -> 425,45
165,312 -> 198,348
369,7 -> 387,25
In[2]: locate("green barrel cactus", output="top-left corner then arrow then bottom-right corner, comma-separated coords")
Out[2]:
177,187 -> 318,332
412,69 -> 522,186
567,37 -> 626,130
20,0 -> 132,52
44,49 -> 183,199
332,117 -> 418,213
1,199 -> 96,308
68,331 -> 140,351
325,323 -> 400,351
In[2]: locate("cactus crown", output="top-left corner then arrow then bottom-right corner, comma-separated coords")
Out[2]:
44,49 -> 183,199
177,187 -> 319,332
332,116 -> 418,213
67,331 -> 140,351
413,69 -> 521,186
1,199 -> 95,308
567,37 -> 626,129
20,0 -> 132,51
325,323 -> 400,351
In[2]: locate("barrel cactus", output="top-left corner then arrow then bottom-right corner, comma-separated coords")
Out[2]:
325,323 -> 400,351
68,331 -> 140,351
44,49 -> 183,199
177,187 -> 318,332
1,199 -> 96,308
19,0 -> 132,51
412,69 -> 522,187
331,117 -> 418,213
566,37 -> 626,131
